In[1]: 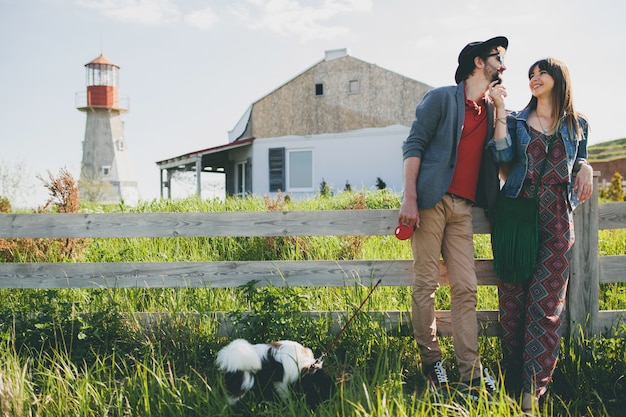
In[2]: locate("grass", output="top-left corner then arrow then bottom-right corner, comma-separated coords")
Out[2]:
1,310 -> 624,416
588,137 -> 626,162
0,191 -> 625,416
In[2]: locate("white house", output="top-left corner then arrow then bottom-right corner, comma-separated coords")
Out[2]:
156,49 -> 432,199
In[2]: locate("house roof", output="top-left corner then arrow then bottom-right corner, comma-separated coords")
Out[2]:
86,54 -> 119,68
155,136 -> 255,169
228,105 -> 252,143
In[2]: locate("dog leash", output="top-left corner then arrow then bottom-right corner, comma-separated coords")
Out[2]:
312,278 -> 382,366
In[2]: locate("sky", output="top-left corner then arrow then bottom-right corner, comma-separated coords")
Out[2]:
1,0 -> 625,208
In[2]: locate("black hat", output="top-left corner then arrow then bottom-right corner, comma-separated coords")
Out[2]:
454,36 -> 508,84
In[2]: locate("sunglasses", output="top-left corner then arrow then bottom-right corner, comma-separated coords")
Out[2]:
487,53 -> 504,66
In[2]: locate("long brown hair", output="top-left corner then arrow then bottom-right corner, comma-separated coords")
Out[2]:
525,57 -> 587,140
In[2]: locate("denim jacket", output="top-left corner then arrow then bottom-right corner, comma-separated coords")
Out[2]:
488,107 -> 589,211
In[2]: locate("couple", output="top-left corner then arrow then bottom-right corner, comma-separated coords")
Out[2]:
399,36 -> 594,412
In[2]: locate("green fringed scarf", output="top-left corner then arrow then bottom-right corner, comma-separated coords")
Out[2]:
493,194 -> 539,283
492,132 -> 557,284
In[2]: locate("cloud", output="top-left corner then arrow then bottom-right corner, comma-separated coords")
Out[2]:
75,0 -> 218,29
184,7 -> 218,30
232,0 -> 373,42
75,0 -> 180,25
413,35 -> 435,49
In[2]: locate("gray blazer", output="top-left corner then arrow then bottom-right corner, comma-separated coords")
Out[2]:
402,81 -> 499,219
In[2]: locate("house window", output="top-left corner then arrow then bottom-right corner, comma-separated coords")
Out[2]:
236,161 -> 247,197
315,83 -> 324,96
348,79 -> 360,94
288,150 -> 313,190
269,148 -> 285,192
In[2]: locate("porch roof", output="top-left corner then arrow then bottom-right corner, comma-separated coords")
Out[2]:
155,137 -> 255,170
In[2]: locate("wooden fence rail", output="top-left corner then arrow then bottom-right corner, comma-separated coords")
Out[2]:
1,178 -> 625,338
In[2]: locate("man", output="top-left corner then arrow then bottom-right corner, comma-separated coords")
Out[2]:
399,36 -> 507,398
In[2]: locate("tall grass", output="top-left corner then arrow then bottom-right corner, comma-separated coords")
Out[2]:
0,191 -> 624,416
1,314 -> 623,416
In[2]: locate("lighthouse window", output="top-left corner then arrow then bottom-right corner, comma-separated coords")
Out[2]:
116,139 -> 125,151
87,64 -> 118,87
102,166 -> 111,177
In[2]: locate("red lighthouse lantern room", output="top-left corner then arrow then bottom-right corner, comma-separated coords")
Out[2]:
85,54 -> 120,108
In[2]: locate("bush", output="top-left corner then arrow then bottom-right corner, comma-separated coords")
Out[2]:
0,196 -> 10,213
319,178 -> 333,196
599,171 -> 625,202
376,177 -> 387,190
0,168 -> 87,262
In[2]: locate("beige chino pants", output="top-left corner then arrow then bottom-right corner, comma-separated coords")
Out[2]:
410,194 -> 481,382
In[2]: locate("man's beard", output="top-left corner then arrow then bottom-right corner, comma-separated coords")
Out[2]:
484,65 -> 502,84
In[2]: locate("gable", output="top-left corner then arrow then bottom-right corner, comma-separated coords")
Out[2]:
230,51 -> 432,142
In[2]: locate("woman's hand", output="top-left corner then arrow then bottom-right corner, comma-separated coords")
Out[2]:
574,163 -> 594,202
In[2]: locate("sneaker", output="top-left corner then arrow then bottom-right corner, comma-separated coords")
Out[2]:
423,360 -> 450,395
481,367 -> 498,394
458,367 -> 498,402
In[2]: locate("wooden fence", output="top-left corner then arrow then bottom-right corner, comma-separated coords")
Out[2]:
1,177 -> 625,339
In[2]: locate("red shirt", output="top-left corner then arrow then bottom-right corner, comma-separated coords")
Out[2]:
447,95 -> 488,202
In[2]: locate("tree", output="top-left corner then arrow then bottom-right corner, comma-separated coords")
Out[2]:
319,178 -> 332,197
38,168 -> 81,213
376,177 -> 387,190
606,172 -> 625,202
78,171 -> 114,203
0,159 -> 35,207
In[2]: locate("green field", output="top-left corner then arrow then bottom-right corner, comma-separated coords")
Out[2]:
588,137 -> 626,162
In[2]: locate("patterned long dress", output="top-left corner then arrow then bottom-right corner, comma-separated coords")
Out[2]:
498,126 -> 575,396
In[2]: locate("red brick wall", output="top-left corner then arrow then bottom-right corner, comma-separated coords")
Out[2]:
591,157 -> 626,185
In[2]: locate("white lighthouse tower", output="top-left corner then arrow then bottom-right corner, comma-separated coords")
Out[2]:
77,54 -> 139,205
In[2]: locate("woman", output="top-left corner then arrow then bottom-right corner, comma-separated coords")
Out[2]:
488,57 -> 594,412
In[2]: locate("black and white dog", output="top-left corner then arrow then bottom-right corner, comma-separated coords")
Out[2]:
216,339 -> 333,408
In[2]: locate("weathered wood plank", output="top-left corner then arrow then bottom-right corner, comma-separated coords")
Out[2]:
569,185 -> 600,337
0,259 -> 499,289
0,210 -> 398,238
597,310 -> 626,337
4,202 -> 620,240
132,310 -> 503,338
598,202 -> 626,230
0,208 -> 493,239
599,255 -> 626,284
132,309 -> 589,339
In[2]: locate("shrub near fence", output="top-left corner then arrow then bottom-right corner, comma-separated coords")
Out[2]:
0,175 -> 625,339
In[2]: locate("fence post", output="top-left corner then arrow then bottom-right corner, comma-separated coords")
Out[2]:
568,173 -> 600,339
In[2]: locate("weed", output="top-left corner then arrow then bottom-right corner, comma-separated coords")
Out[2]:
0,168 -> 87,262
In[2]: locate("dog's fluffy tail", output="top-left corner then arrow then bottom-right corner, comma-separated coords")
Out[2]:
216,339 -> 262,373
216,339 -> 262,404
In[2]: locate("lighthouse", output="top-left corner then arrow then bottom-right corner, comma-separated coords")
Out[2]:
76,54 -> 139,205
